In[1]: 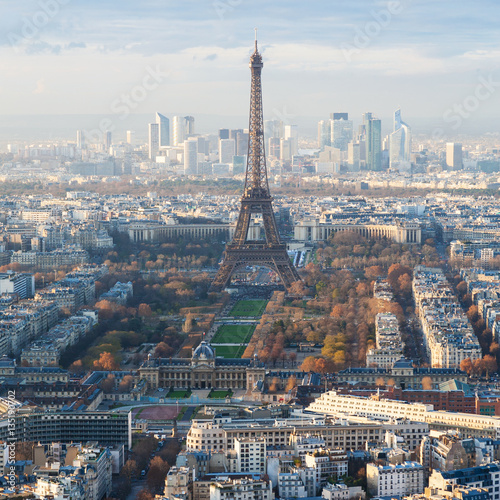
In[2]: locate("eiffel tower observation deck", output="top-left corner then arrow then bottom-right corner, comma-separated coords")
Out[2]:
210,34 -> 301,292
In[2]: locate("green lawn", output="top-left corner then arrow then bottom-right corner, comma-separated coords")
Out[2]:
213,345 -> 246,358
229,300 -> 268,317
209,390 -> 233,399
212,324 -> 255,344
167,389 -> 191,399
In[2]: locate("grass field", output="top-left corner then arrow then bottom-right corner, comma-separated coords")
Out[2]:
167,389 -> 191,399
212,324 -> 255,344
229,300 -> 268,317
213,345 -> 246,358
209,389 -> 233,399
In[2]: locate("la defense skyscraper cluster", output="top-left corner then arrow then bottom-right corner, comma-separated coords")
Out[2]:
211,36 -> 300,291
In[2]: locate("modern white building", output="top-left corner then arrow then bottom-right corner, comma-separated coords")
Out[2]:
389,109 -> 412,170
184,138 -> 199,175
278,471 -> 307,499
0,272 -> 35,299
156,112 -> 170,147
235,437 -> 266,474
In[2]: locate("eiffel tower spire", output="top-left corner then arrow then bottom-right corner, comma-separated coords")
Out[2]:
210,37 -> 301,292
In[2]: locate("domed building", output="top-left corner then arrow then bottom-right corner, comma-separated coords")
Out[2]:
139,341 -> 265,391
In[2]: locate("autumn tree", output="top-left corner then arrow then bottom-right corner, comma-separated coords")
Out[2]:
100,374 -> 115,393
93,352 -> 119,371
467,305 -> 479,324
147,456 -> 170,493
120,459 -> 138,481
138,303 -> 153,318
155,341 -> 175,357
68,359 -> 84,374
285,375 -> 297,391
300,356 -> 317,372
136,489 -> 154,500
483,355 -> 497,375
118,375 -> 134,393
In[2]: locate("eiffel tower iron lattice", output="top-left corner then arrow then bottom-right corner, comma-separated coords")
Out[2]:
211,36 -> 301,292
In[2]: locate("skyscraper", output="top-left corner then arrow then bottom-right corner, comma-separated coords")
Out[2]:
156,112 -> 170,147
104,131 -> 112,151
184,138 -> 198,175
173,116 -> 185,146
331,112 -> 348,120
318,120 -> 331,150
148,123 -> 159,160
173,116 -> 195,146
76,130 -> 85,149
366,118 -> 382,171
446,142 -> 463,170
389,109 -> 412,169
185,116 -> 195,135
236,132 -> 249,156
330,116 -> 353,152
219,129 -> 230,140
284,125 -> 298,156
219,138 -> 236,164
126,131 -> 134,145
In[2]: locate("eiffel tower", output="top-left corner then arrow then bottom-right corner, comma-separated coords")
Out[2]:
211,34 -> 300,292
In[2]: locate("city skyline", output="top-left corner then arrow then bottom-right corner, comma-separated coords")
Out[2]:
1,0 -> 500,137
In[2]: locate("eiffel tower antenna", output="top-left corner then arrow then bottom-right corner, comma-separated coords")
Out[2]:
210,35 -> 301,292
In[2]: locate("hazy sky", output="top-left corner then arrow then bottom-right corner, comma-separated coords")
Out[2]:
1,0 -> 500,134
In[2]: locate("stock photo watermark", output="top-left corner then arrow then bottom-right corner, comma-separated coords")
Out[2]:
341,0 -> 410,62
213,0 -> 242,21
84,64 -> 169,144
6,391 -> 17,489
433,73 -> 500,141
7,0 -> 70,52
272,106 -> 295,127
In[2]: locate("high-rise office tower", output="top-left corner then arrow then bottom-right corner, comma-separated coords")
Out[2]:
173,116 -> 195,145
126,131 -> 134,145
76,130 -> 85,149
330,112 -> 348,120
366,118 -> 382,171
185,116 -> 195,135
219,138 -> 236,164
236,132 -> 249,156
173,116 -> 185,146
318,120 -> 331,149
446,142 -> 463,170
280,137 -> 293,161
330,116 -> 353,152
359,112 -> 373,139
104,131 -> 112,151
148,123 -> 160,160
219,129 -> 230,140
184,138 -> 198,175
389,109 -> 412,169
230,129 -> 243,140
348,142 -> 360,170
156,113 -> 170,147
284,125 -> 298,156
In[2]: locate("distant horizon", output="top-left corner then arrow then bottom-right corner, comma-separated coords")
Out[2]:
1,113 -> 499,148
